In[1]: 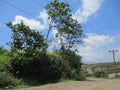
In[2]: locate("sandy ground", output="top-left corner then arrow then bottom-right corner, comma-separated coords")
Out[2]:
19,78 -> 120,90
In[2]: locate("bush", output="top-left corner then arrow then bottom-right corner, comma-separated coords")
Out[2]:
47,52 -> 72,79
10,50 -> 85,84
94,70 -> 108,78
0,62 -> 21,88
70,69 -> 85,81
56,49 -> 85,80
10,51 -> 80,84
0,71 -> 21,88
116,75 -> 120,78
10,52 -> 66,83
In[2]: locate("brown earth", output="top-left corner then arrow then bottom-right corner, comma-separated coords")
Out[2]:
82,63 -> 120,76
18,78 -> 120,90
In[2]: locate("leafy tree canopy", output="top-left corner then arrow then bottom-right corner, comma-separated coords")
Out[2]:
46,0 -> 83,51
7,21 -> 48,54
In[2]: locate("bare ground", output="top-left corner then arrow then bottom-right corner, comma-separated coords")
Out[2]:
19,78 -> 120,90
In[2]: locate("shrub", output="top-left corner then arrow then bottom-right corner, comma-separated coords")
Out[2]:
70,69 -> 85,81
0,71 -> 21,88
0,62 -> 21,88
10,51 -> 80,84
47,52 -> 72,79
116,75 -> 120,78
94,70 -> 108,78
10,52 -> 65,83
56,49 -> 85,80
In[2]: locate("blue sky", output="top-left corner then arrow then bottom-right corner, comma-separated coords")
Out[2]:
0,0 -> 120,63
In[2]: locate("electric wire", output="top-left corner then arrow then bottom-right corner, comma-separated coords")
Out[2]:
32,0 -> 45,8
2,0 -> 35,17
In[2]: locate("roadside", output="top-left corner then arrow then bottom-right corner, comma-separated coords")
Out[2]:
18,77 -> 120,90
108,72 -> 120,78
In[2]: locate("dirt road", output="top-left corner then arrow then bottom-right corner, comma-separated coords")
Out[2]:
19,78 -> 120,90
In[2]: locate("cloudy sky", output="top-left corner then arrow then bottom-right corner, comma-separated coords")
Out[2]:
0,0 -> 120,63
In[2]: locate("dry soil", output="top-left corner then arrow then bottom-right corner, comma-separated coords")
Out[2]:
18,77 -> 120,90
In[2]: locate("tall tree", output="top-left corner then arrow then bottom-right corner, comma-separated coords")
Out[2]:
46,1 -> 84,80
46,0 -> 83,51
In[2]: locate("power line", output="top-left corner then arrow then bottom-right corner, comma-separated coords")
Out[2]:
109,50 -> 118,78
32,0 -> 44,8
45,0 -> 49,3
63,0 -> 66,3
2,0 -> 35,17
43,0 -> 98,32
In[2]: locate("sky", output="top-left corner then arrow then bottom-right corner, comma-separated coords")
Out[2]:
0,0 -> 120,63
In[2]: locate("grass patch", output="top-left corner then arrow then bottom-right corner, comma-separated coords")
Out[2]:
59,78 -> 75,82
115,75 -> 120,79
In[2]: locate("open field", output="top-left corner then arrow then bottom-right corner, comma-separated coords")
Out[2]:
18,77 -> 120,90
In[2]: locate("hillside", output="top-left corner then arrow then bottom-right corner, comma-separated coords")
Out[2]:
82,62 -> 120,76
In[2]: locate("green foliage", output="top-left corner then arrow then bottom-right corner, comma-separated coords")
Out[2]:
10,51 -> 84,84
58,48 -> 82,69
45,0 -> 84,80
7,22 -> 48,53
55,49 -> 85,80
116,75 -> 120,79
0,62 -> 9,73
5,0 -> 85,86
0,46 -> 7,54
0,62 -> 21,88
47,52 -> 72,79
0,71 -> 21,88
46,0 -> 83,50
94,70 -> 108,78
6,22 -> 63,83
0,47 -> 20,88
10,52 -> 61,83
0,46 -> 10,64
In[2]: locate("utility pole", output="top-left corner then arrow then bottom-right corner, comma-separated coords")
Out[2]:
109,50 -> 118,78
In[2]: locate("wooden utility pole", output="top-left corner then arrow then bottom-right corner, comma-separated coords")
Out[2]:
109,50 -> 118,78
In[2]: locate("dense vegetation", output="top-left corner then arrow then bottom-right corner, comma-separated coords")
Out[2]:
0,47 -> 21,88
0,0 -> 84,89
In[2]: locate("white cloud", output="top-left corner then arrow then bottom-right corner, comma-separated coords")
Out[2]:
37,10 -> 49,28
52,29 -> 58,38
13,15 -> 44,30
84,33 -> 114,47
12,10 -> 49,30
78,33 -> 115,63
73,0 -> 103,23
49,29 -> 63,50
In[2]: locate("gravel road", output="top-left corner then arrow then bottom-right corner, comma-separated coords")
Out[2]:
18,78 -> 120,90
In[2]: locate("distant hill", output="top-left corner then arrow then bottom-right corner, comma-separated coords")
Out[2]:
92,61 -> 120,65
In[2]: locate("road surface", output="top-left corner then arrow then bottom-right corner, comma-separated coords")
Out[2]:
19,78 -> 120,90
